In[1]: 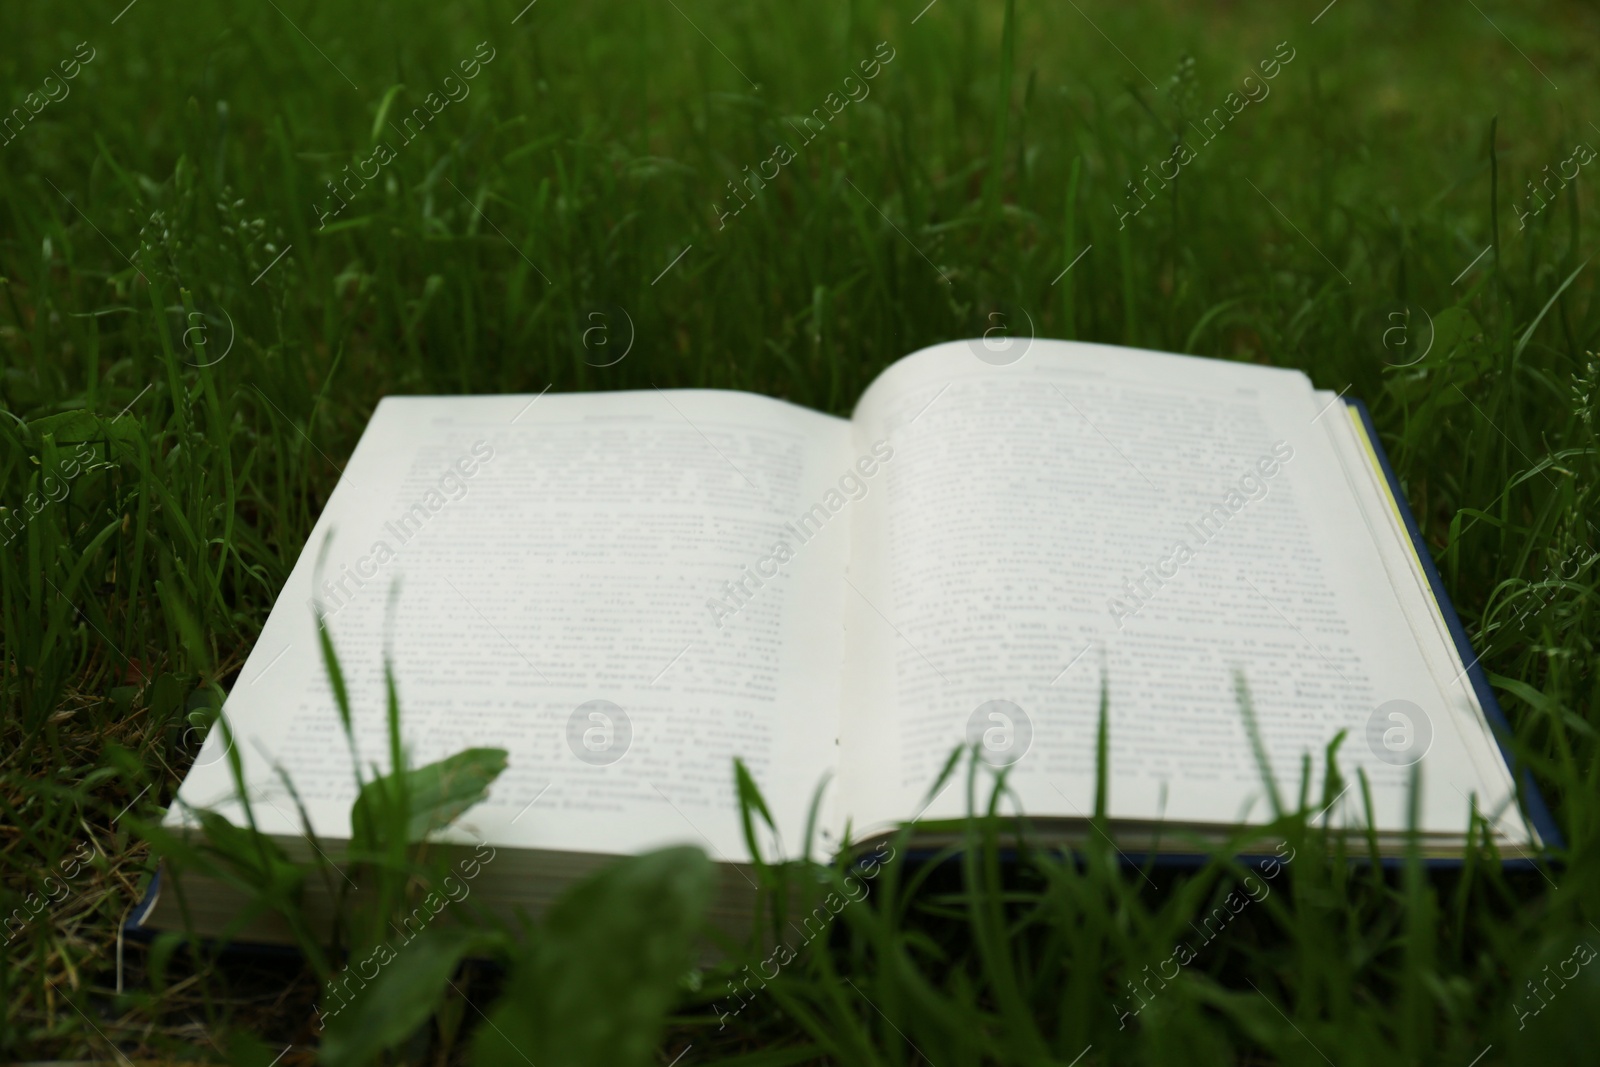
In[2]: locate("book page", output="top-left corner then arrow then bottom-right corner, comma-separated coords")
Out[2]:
1315,397 -> 1526,846
838,340 -> 1523,844
169,390 -> 855,865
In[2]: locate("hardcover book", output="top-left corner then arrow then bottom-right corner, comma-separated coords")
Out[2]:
144,339 -> 1557,942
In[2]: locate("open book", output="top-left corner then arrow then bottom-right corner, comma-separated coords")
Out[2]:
148,339 -> 1556,941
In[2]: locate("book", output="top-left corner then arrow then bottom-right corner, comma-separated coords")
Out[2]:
145,338 -> 1558,943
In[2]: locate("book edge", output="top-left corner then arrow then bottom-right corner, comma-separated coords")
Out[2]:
1345,397 -> 1564,856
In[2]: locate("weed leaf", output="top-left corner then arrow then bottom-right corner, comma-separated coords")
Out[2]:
473,846 -> 712,1067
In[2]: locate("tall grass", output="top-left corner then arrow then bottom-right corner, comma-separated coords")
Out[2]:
1,0 -> 1595,1062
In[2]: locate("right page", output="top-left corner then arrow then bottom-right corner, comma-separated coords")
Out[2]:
837,339 -> 1529,851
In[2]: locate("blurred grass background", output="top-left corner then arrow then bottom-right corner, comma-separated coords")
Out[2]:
1,0 -> 1597,1062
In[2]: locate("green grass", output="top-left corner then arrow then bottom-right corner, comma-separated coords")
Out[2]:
2,0 -> 1598,1062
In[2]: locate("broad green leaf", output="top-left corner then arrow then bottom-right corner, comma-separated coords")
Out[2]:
1426,306 -> 1484,365
351,747 -> 509,851
194,809 -> 305,901
26,410 -> 99,442
473,846 -> 712,1067
27,409 -> 143,460
321,925 -> 499,1067
1509,935 -> 1600,1064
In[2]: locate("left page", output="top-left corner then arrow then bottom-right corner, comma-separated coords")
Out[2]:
167,390 -> 855,865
